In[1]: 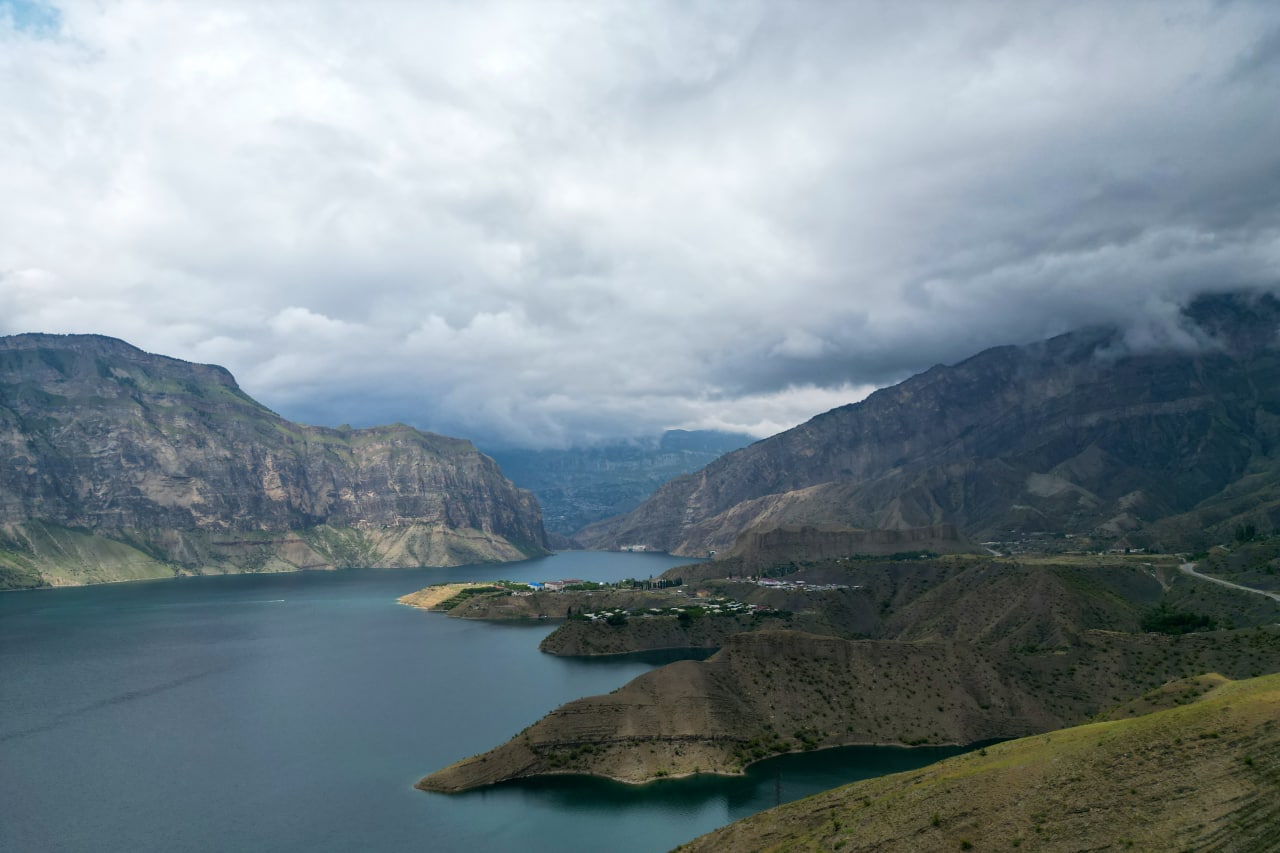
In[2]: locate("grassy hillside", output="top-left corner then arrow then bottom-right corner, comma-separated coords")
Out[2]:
677,672 -> 1280,852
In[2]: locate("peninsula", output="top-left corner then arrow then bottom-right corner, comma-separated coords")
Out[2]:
417,551 -> 1280,792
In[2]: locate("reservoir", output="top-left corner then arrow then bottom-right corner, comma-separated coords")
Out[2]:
1,552 -> 971,852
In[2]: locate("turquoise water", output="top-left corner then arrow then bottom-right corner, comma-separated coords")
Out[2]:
0,552 -> 969,852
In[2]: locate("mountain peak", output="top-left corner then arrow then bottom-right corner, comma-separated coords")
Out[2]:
578,292 -> 1280,555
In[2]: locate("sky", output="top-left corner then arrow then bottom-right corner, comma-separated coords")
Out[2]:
1,1 -> 1278,448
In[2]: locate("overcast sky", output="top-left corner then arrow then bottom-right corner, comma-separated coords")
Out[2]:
2,1 -> 1278,447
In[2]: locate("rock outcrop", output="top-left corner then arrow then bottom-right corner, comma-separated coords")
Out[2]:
578,293 -> 1280,556
0,334 -> 548,587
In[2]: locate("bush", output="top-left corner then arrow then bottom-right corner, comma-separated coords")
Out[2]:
1141,602 -> 1216,634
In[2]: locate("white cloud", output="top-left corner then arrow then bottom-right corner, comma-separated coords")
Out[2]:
1,0 -> 1278,447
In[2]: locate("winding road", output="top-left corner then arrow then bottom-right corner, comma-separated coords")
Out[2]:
1178,562 -> 1280,603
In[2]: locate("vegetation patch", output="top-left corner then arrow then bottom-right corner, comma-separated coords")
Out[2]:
1140,602 -> 1217,634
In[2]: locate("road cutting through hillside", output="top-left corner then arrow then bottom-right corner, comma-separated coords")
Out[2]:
1179,562 -> 1280,603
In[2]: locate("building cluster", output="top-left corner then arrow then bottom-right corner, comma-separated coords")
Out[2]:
754,578 -> 855,591
579,597 -> 773,623
529,579 -> 587,592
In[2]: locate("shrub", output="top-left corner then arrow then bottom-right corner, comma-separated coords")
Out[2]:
1141,602 -> 1216,634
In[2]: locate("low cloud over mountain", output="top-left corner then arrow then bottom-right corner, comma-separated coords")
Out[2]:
3,1 -> 1278,445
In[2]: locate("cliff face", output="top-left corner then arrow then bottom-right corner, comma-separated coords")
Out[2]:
0,334 -> 548,587
578,293 -> 1280,555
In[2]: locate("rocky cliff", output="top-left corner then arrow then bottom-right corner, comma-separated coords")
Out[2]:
0,334 -> 548,587
578,293 -> 1280,556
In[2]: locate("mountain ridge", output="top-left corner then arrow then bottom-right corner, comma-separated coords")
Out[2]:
0,333 -> 549,587
578,293 -> 1280,556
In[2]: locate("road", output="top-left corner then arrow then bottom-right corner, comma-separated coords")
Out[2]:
1179,562 -> 1280,603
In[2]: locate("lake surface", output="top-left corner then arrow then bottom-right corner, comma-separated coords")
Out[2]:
0,552 -> 971,852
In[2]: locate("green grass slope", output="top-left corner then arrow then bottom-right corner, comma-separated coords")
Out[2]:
677,671 -> 1280,853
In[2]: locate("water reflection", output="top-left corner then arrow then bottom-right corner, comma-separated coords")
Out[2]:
560,647 -> 718,667
465,742 -> 978,819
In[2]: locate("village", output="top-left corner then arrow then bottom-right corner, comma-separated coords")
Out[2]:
517,574 -> 856,624
753,577 -> 856,592
575,596 -> 771,624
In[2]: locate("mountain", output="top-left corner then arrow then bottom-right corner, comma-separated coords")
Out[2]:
578,293 -> 1280,556
0,334 -> 548,588
679,671 -> 1280,852
484,429 -> 753,536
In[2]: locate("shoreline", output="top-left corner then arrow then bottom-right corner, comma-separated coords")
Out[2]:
419,736 -> 981,794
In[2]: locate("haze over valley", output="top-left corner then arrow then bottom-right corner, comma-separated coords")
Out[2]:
4,2 -> 1280,851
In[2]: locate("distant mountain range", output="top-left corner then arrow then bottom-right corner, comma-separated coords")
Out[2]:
0,334 -> 548,588
579,292 -> 1280,555
484,429 -> 753,537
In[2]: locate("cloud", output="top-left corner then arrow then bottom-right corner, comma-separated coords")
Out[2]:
1,0 -> 1278,448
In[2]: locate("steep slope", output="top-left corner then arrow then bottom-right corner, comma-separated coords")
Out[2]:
579,293 -> 1280,556
678,672 -> 1280,853
0,334 -> 548,587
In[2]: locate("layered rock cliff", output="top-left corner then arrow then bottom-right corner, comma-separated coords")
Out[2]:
0,334 -> 548,587
578,293 -> 1280,556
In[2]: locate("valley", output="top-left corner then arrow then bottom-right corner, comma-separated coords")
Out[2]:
485,430 -> 752,538
9,296 -> 1280,851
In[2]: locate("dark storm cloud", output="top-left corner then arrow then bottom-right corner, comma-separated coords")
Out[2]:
1,1 -> 1277,447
